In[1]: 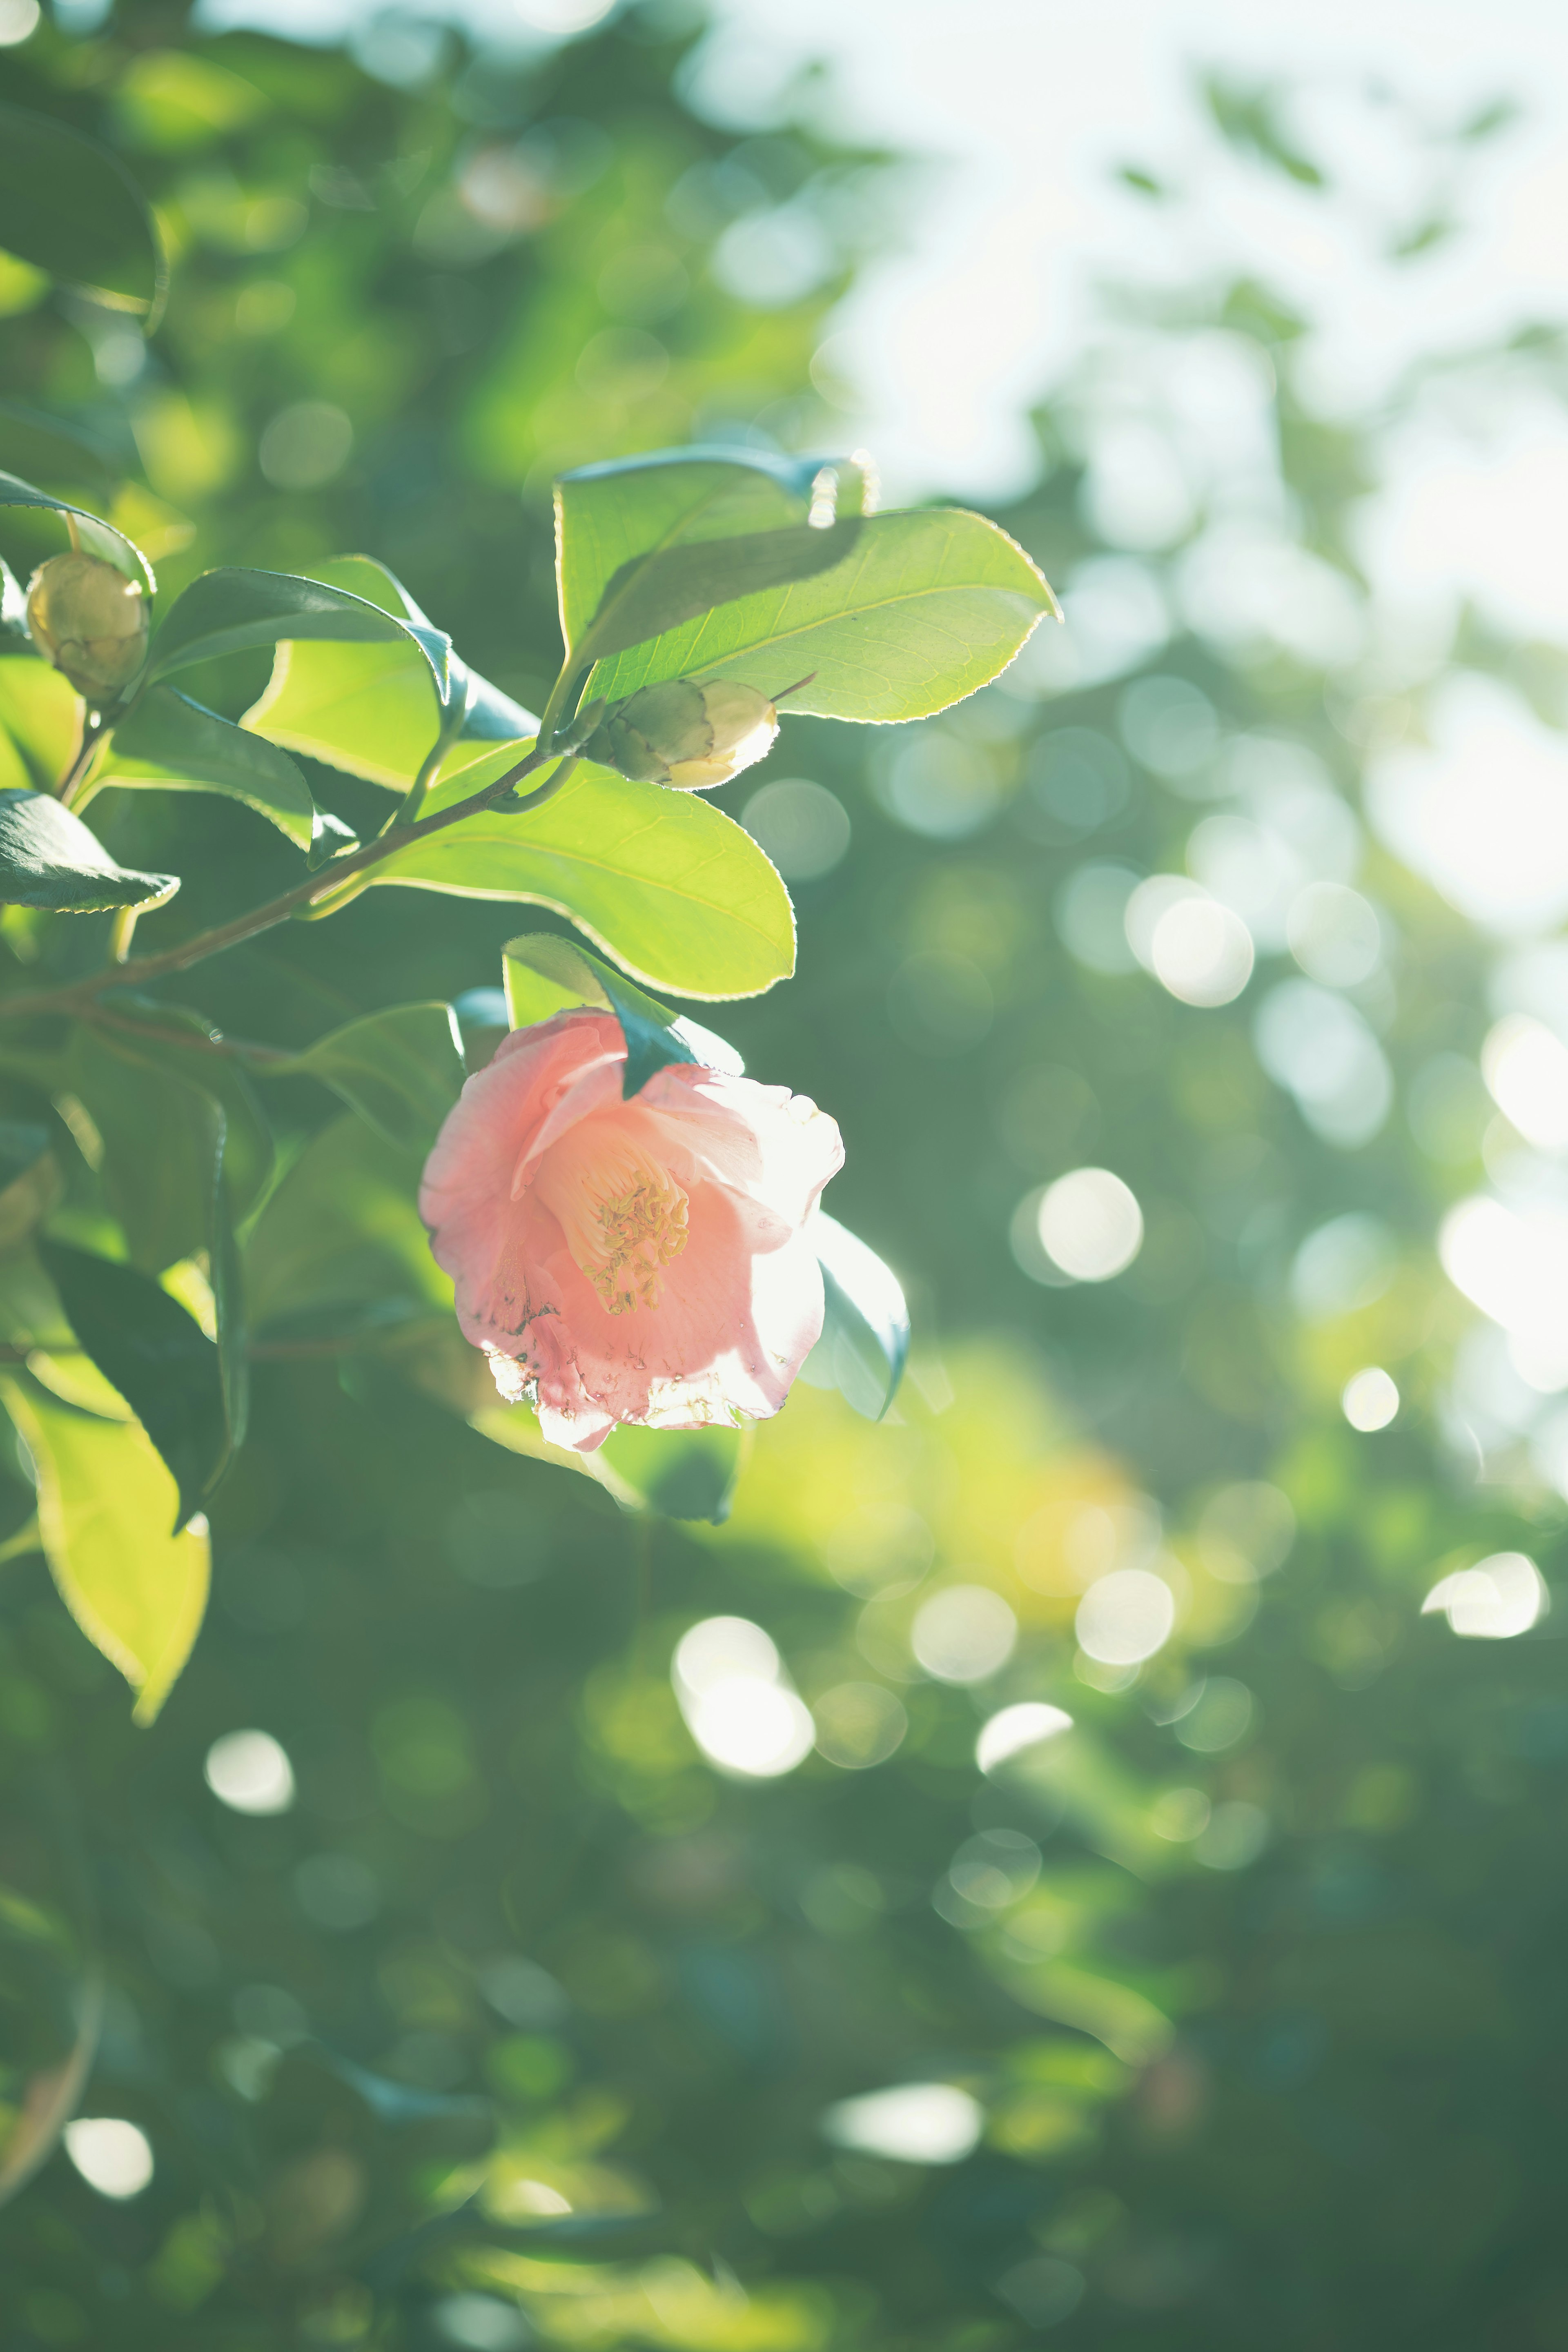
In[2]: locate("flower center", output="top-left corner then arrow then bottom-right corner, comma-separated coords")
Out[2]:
534,1122 -> 689,1315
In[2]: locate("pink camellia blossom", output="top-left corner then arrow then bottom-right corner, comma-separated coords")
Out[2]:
419,1010 -> 844,1452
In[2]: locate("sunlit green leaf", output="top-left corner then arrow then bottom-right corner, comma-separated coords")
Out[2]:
0,105 -> 166,323
0,659 -> 80,797
243,555 -> 538,791
374,751 -> 795,1000
272,1002 -> 466,1154
573,520 -> 863,674
245,1114 -> 449,1337
599,1422 -> 749,1522
588,508 -> 1058,722
0,1374 -> 209,1724
39,1241 -> 229,1532
147,567 -> 452,702
555,447 -> 853,653
0,788 -> 177,912
799,1212 -> 909,1420
94,684 -> 315,848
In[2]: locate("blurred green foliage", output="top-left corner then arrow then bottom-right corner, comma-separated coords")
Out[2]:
0,7 -> 1565,2350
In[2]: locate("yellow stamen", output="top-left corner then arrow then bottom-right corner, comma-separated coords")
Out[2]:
534,1125 -> 689,1315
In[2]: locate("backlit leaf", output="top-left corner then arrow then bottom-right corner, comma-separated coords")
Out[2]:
374,751 -> 794,1000
95,683 -> 316,849
0,788 -> 178,912
0,659 -> 81,796
40,1241 -> 229,1532
0,468 -> 153,587
502,930 -> 742,1099
245,1114 -> 449,1338
243,555 -> 539,791
147,567 -> 452,702
572,520 -> 862,673
0,1374 -> 209,1724
588,508 -> 1058,722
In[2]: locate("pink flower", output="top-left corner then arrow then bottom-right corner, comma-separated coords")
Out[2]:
419,1011 -> 844,1452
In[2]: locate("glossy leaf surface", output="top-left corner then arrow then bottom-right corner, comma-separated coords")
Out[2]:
147,568 -> 452,701
0,1376 -> 209,1725
273,1002 -> 466,1153
0,789 -> 177,912
799,1211 -> 910,1420
40,1241 -> 229,1533
502,931 -> 700,1098
97,684 -> 316,849
243,555 -> 538,790
588,508 -> 1057,721
0,106 -> 165,322
375,753 -> 794,999
87,998 -> 273,1219
572,519 -> 862,673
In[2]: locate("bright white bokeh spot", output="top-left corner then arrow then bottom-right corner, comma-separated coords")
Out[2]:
821,2082 -> 983,2165
1342,1366 -> 1400,1432
514,0 -> 617,31
976,1702 -> 1073,1774
1036,1167 -> 1143,1282
64,2118 -> 153,2200
204,1730 -> 296,1816
912,1586 -> 1017,1684
1149,894 -> 1254,1006
1287,881 -> 1383,986
1075,1568 -> 1176,1666
1254,980 -> 1392,1147
1423,1551 -> 1548,1640
0,0 -> 41,44
1482,1015 -> 1568,1150
686,1678 -> 815,1778
673,1616 -> 780,1698
1441,1197 -> 1568,1361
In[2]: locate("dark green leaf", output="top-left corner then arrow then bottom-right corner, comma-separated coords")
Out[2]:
375,752 -> 795,1001
800,1212 -> 909,1420
270,1002 -> 466,1153
0,788 -> 178,913
0,1123 -> 48,1194
0,401 -> 120,493
0,105 -> 166,324
39,1241 -> 227,1534
89,997 -> 274,1220
573,519 -> 862,673
245,1115 -> 449,1337
502,930 -> 741,1099
0,469 -> 152,588
147,568 -> 452,703
588,508 -> 1059,724
96,684 -> 316,849
68,1028 -> 218,1272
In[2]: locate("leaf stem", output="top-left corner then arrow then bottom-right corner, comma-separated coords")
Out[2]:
0,743 -> 576,1026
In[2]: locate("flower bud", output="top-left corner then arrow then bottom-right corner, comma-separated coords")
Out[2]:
25,552 -> 147,704
585,677 -> 779,791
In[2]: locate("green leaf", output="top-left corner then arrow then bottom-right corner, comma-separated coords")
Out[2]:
0,788 -> 178,912
39,1241 -> 228,1533
599,1422 -> 748,1522
0,401 -> 119,495
373,752 -> 795,1001
799,1212 -> 909,1420
0,659 -> 81,795
502,931 -> 741,1099
0,105 -> 166,325
94,684 -> 316,849
0,1374 -> 209,1724
555,446 -> 868,658
587,508 -> 1059,722
243,555 -> 540,791
270,1002 -> 466,1154
147,567 -> 452,703
0,468 -> 154,588
68,1029 -> 216,1270
245,1114 -> 449,1337
573,520 -> 863,674
86,998 -> 273,1220
0,1125 -> 58,1255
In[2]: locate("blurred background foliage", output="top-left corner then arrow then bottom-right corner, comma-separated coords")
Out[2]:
1,2 -> 1566,2348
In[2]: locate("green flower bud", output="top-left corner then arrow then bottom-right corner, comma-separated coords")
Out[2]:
585,676 -> 779,791
25,551 -> 147,704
